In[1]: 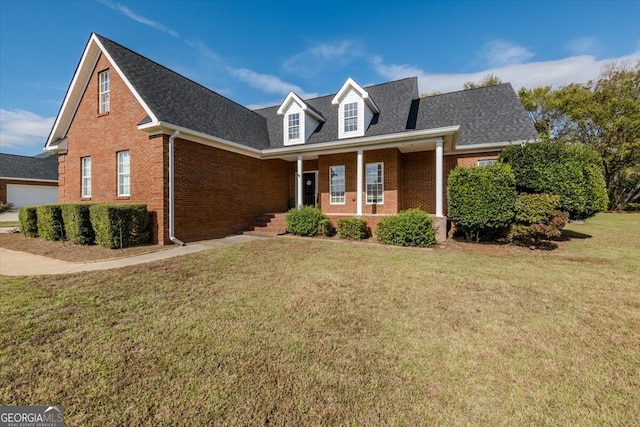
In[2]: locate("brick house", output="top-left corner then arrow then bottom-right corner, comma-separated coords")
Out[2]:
45,33 -> 538,245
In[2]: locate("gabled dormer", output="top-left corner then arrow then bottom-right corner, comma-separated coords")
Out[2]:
331,77 -> 380,139
277,92 -> 325,145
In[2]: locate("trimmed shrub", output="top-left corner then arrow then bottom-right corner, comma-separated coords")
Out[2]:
318,218 -> 336,237
36,204 -> 64,240
376,209 -> 436,247
89,204 -> 150,248
626,202 -> 640,212
509,194 -> 569,245
500,141 -> 607,219
61,204 -> 94,244
447,163 -> 517,242
285,206 -> 328,237
18,206 -> 38,237
337,218 -> 368,240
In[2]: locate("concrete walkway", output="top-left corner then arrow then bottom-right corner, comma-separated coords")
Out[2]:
0,234 -> 264,276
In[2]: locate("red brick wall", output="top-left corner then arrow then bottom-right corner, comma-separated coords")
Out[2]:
58,53 -> 167,244
173,139 -> 289,242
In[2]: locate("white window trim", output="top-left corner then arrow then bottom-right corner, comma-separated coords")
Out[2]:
329,165 -> 346,205
344,102 -> 358,133
99,69 -> 110,114
81,156 -> 91,198
117,150 -> 130,196
288,113 -> 300,141
365,162 -> 384,205
478,159 -> 498,167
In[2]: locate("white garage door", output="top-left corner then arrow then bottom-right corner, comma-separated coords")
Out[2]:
7,184 -> 58,208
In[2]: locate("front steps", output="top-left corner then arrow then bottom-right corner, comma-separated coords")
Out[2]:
243,213 -> 287,237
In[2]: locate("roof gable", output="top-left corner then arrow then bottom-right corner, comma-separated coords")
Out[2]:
331,77 -> 380,113
277,92 -> 325,122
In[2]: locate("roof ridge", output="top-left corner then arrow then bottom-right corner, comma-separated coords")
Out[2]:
94,33 -> 267,120
424,82 -> 514,99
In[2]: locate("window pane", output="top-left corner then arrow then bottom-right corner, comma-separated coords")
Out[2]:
344,102 -> 358,132
99,70 -> 110,113
81,157 -> 91,197
117,151 -> 130,196
330,165 -> 345,204
288,113 -> 299,139
366,163 -> 383,204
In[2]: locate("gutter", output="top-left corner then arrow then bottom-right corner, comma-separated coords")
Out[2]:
168,130 -> 185,246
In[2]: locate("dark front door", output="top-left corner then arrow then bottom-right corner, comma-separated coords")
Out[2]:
303,172 -> 317,207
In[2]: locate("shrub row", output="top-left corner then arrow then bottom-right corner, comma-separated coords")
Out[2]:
18,203 -> 150,248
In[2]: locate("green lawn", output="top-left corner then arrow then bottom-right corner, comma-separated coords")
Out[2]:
0,221 -> 18,227
1,213 -> 639,425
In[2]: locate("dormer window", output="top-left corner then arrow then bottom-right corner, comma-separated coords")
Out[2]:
344,102 -> 358,133
99,69 -> 110,114
288,113 -> 300,140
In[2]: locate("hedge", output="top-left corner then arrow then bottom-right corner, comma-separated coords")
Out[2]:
509,193 -> 569,245
285,206 -> 329,237
376,209 -> 436,247
36,204 -> 64,240
61,204 -> 94,244
447,163 -> 517,242
337,218 -> 368,240
18,206 -> 38,237
89,204 -> 150,248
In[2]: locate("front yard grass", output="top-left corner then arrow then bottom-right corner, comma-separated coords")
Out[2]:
1,213 -> 638,425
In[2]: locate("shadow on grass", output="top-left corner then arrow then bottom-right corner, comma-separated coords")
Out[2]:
559,229 -> 593,241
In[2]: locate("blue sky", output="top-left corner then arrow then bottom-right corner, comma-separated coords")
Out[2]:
1,0 -> 639,156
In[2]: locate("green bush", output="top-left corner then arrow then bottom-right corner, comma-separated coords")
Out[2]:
337,218 -> 368,240
18,206 -> 38,237
318,218 -> 336,237
509,193 -> 569,245
89,204 -> 150,248
61,204 -> 94,244
447,163 -> 517,242
500,141 -> 607,219
626,202 -> 640,212
376,209 -> 436,247
36,204 -> 64,240
285,206 -> 328,237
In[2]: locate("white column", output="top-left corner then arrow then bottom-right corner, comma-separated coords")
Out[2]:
356,149 -> 363,216
435,140 -> 444,217
297,155 -> 303,208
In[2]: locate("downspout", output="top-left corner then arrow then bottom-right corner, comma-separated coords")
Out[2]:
169,130 -> 185,246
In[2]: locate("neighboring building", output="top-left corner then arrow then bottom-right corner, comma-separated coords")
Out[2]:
0,152 -> 58,208
45,33 -> 538,245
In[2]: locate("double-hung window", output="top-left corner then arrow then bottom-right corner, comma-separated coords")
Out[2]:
288,113 -> 300,140
366,162 -> 384,204
477,159 -> 497,167
117,150 -> 130,196
81,157 -> 91,197
330,165 -> 345,204
344,102 -> 358,132
99,70 -> 110,113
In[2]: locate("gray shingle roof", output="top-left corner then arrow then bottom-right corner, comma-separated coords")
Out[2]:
416,83 -> 539,146
254,78 -> 419,147
0,152 -> 58,181
95,34 -> 271,149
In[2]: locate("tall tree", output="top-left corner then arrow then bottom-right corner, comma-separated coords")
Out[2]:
463,74 -> 503,90
518,61 -> 640,209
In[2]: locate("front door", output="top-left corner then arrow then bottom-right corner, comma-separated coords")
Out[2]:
303,172 -> 317,207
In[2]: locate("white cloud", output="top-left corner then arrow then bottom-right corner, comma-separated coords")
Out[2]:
373,52 -> 640,94
185,38 -> 222,63
283,40 -> 361,76
98,0 -> 179,37
228,68 -> 318,99
483,40 -> 534,67
0,109 -> 55,150
566,37 -> 601,55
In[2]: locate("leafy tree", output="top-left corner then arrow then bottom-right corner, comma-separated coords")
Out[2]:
518,61 -> 640,210
500,141 -> 607,219
463,74 -> 503,90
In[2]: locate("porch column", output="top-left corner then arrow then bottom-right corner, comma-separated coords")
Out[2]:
297,155 -> 303,208
435,139 -> 444,217
356,149 -> 363,216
